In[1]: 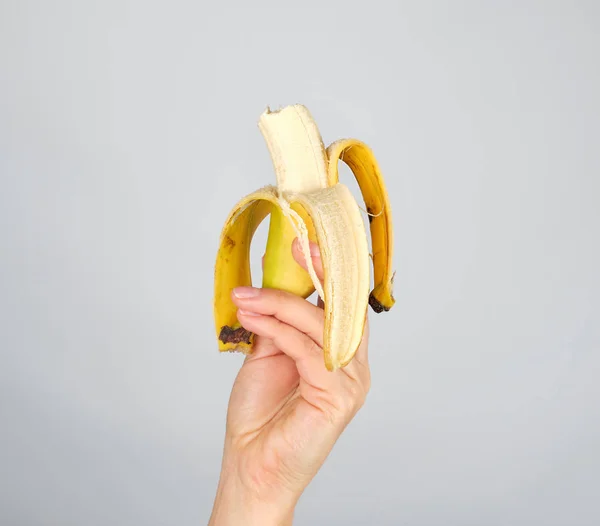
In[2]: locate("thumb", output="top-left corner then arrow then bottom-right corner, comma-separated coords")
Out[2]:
292,238 -> 325,309
291,237 -> 324,282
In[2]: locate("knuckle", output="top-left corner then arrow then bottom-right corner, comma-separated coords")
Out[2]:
345,380 -> 368,413
270,288 -> 293,312
272,288 -> 287,302
276,288 -> 294,303
302,337 -> 321,356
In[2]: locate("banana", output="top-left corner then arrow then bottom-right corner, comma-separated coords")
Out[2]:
213,104 -> 395,370
327,139 -> 396,313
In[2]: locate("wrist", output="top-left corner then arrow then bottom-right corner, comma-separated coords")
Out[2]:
209,469 -> 296,526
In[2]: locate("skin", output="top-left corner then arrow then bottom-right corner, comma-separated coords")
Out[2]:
209,238 -> 371,525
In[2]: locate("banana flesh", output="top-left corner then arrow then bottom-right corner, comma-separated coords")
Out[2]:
213,104 -> 394,370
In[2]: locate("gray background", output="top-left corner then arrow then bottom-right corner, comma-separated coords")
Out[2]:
1,1 -> 599,525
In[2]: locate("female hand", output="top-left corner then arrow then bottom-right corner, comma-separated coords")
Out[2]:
209,238 -> 371,525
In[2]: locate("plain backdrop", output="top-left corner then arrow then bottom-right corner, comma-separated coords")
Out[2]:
1,1 -> 599,525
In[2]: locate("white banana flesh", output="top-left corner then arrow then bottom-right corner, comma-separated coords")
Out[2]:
213,104 -> 394,371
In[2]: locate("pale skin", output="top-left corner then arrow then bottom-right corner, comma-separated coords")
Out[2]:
209,238 -> 371,525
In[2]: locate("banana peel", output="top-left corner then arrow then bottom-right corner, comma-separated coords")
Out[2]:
213,104 -> 395,371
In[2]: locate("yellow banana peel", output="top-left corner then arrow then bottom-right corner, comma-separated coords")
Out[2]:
213,104 -> 395,371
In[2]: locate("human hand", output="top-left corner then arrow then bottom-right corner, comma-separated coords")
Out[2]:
208,238 -> 371,526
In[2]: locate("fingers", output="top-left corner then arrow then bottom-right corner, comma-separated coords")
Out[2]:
262,238 -> 323,282
291,237 -> 367,367
253,238 -> 370,388
262,238 -> 323,306
237,310 -> 370,422
236,311 -> 320,364
242,336 -> 281,363
232,286 -> 325,347
236,310 -> 340,391
234,286 -> 369,382
291,237 -> 324,308
291,237 -> 324,283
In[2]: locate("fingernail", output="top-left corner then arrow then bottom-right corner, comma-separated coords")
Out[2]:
233,286 -> 260,299
237,309 -> 261,316
309,242 -> 321,258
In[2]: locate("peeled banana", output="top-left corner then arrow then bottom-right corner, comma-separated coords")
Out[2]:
213,104 -> 395,371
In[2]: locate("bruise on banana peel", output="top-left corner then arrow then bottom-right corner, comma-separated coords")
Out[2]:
368,294 -> 391,313
213,104 -> 395,370
214,198 -> 270,354
218,325 -> 253,346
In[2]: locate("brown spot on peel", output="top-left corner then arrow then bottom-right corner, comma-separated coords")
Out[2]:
368,292 -> 391,313
219,325 -> 253,344
223,236 -> 235,249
